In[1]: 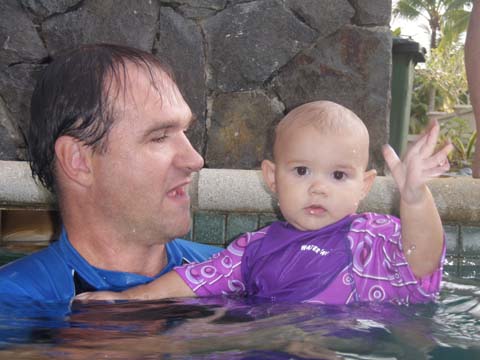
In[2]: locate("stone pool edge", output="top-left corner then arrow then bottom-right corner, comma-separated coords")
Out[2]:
1,160 -> 480,226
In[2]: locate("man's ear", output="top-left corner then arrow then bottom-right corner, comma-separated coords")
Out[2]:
54,135 -> 93,188
261,159 -> 277,194
361,169 -> 377,199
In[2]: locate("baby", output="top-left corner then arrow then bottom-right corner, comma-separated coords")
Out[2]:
77,101 -> 452,305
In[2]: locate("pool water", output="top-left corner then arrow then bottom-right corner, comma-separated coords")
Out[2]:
1,274 -> 479,359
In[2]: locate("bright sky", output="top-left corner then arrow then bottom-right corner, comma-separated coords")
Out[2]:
390,0 -> 431,51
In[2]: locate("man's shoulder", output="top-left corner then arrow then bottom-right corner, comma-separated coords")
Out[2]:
0,245 -> 61,278
0,243 -> 73,301
168,238 -> 222,264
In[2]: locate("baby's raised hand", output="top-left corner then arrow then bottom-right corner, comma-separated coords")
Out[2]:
382,120 -> 453,205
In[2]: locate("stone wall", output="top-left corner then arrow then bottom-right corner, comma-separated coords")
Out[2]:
0,0 -> 392,171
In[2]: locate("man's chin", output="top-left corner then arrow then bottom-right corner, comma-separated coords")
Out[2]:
170,219 -> 192,239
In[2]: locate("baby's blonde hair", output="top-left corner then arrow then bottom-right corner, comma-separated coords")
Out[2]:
273,100 -> 370,164
277,100 -> 367,135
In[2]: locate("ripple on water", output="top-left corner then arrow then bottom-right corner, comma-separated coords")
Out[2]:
0,276 -> 479,359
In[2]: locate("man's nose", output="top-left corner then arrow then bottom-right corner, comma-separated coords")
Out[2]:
178,133 -> 204,172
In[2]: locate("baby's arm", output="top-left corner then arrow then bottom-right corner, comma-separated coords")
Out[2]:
75,230 -> 258,302
382,120 -> 453,278
75,271 -> 194,301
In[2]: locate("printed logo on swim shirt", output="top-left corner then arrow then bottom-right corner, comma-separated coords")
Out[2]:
300,244 -> 330,256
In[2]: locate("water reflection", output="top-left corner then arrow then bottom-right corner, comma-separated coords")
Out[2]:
1,275 -> 479,359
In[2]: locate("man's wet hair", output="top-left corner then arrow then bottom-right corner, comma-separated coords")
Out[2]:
28,43 -> 176,193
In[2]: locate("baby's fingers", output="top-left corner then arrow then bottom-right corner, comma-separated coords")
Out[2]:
419,120 -> 441,157
423,158 -> 451,178
382,144 -> 404,184
423,142 -> 453,168
407,120 -> 438,156
423,142 -> 454,176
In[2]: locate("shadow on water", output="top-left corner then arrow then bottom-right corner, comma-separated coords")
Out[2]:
1,274 -> 480,359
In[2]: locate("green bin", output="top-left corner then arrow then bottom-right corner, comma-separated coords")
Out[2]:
389,37 -> 426,156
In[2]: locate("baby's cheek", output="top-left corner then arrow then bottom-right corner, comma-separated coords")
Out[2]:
340,200 -> 362,217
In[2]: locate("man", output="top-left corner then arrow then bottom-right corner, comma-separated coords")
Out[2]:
0,44 -> 221,302
465,0 -> 480,178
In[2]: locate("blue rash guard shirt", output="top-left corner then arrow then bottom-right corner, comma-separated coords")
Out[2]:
0,228 -> 221,303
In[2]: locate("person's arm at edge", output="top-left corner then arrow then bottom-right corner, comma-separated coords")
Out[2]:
465,0 -> 480,178
382,121 -> 452,278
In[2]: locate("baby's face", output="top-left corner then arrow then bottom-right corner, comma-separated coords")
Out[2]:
268,123 -> 372,231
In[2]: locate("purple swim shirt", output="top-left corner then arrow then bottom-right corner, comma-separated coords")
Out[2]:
175,213 -> 445,304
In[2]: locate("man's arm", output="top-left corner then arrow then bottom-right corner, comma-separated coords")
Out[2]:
76,271 -> 194,301
382,121 -> 453,278
465,0 -> 480,178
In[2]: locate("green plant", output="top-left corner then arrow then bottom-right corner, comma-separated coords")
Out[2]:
421,45 -> 469,110
409,72 -> 445,134
451,130 -> 477,166
392,27 -> 402,37
409,45 -> 469,135
394,0 -> 472,112
439,116 -> 477,170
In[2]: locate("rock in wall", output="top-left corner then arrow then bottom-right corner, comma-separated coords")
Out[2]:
0,0 -> 391,171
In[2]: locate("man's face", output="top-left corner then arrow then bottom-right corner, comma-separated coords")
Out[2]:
89,64 -> 204,244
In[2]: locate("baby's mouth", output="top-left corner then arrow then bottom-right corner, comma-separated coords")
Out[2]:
305,205 -> 326,215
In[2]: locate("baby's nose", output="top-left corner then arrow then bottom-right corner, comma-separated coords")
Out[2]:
309,180 -> 328,195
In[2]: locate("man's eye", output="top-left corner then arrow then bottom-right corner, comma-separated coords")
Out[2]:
332,171 -> 347,180
152,135 -> 168,142
295,167 -> 309,176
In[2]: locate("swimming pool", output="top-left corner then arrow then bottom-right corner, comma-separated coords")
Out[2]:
1,164 -> 479,358
0,273 -> 478,359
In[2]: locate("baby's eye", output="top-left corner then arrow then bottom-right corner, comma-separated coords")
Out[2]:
332,171 -> 347,180
295,166 -> 310,176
